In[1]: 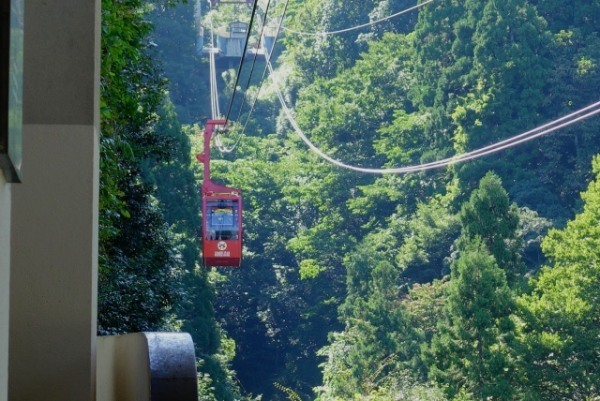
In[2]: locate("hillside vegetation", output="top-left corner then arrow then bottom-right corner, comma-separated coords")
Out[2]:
99,0 -> 600,400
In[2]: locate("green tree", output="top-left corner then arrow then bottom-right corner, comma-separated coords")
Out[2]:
100,2 -> 248,399
426,239 -> 515,400
143,104 -> 244,401
396,195 -> 461,283
284,0 -> 376,79
99,0 -> 178,334
206,136 -> 339,400
458,172 -> 522,282
517,156 -> 600,400
149,0 -> 212,123
98,175 -> 180,333
412,0 -> 469,110
317,233 -> 422,400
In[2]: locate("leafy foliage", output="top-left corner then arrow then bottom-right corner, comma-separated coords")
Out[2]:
99,1 -> 247,400
99,0 -> 176,334
516,156 -> 600,400
102,0 -> 600,399
426,177 -> 518,400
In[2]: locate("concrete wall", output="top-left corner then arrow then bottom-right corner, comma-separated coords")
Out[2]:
97,334 -> 151,401
7,0 -> 100,400
9,125 -> 99,401
2,3 -> 199,401
97,333 -> 198,401
0,172 -> 10,401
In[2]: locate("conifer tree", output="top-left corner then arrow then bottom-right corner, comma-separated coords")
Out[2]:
425,173 -> 520,400
517,156 -> 600,400
458,172 -> 523,281
426,239 -> 515,400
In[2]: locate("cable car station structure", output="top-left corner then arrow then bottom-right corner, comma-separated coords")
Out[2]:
196,0 -> 274,60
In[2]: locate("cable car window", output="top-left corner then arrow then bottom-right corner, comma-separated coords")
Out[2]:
206,199 -> 239,240
230,22 -> 247,35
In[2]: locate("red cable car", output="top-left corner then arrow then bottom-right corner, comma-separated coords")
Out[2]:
197,120 -> 243,267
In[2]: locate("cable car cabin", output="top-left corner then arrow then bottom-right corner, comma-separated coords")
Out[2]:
198,120 -> 243,267
202,185 -> 242,267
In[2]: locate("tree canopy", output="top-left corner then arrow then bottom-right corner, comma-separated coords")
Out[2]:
99,0 -> 600,400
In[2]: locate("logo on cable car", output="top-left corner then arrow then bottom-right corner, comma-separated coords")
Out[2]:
215,241 -> 231,257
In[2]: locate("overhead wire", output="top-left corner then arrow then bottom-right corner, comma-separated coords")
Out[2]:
263,28 -> 600,173
257,0 -> 600,173
216,0 -> 291,152
238,0 -> 435,135
208,13 -> 221,119
207,5 -> 232,152
228,0 -> 436,139
234,0 -> 273,123
214,0 -> 276,153
281,0 -> 436,37
223,0 -> 260,125
238,0 -> 290,137
215,0 -> 600,174
207,0 -> 261,151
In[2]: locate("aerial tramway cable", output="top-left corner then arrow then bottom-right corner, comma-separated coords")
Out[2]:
208,14 -> 221,119
238,0 -> 290,138
213,0 -> 275,153
224,0 -> 434,141
256,0 -> 600,174
223,0 -> 260,125
263,31 -> 600,174
238,0 -> 435,134
281,0 -> 436,37
234,0 -> 273,124
219,0 -> 600,175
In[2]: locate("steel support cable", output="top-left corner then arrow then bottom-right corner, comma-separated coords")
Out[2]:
211,47 -> 220,116
238,0 -> 433,134
211,46 -> 220,118
262,9 -> 600,172
234,0 -> 273,123
233,0 -> 432,140
223,0 -> 260,125
209,30 -> 216,117
208,13 -> 221,119
379,101 -> 600,171
208,11 -> 214,116
212,19 -> 221,117
281,0 -> 435,37
238,0 -> 291,138
209,56 -> 216,117
214,0 -> 275,153
210,40 -> 217,117
265,46 -> 600,173
217,0 -> 292,153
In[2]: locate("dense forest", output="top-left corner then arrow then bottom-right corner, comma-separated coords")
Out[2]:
98,0 -> 600,400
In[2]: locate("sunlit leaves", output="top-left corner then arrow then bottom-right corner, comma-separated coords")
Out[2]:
517,156 -> 600,400
427,239 -> 515,401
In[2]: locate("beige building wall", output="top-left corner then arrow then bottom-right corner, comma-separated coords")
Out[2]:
0,172 -> 10,401
9,125 -> 99,401
97,334 -> 152,401
6,0 -> 101,400
2,2 -> 197,401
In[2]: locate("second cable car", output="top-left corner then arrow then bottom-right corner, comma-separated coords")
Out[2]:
197,120 -> 243,267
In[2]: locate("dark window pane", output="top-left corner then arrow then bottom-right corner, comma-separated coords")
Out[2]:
0,0 -> 23,182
